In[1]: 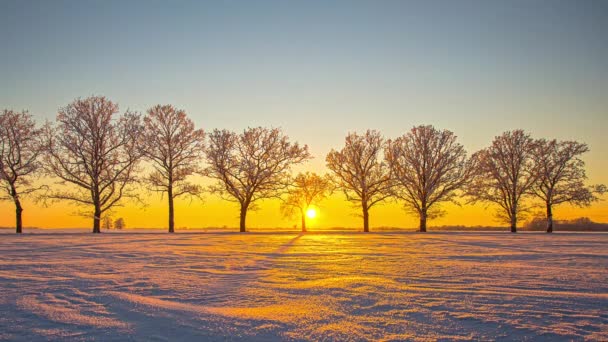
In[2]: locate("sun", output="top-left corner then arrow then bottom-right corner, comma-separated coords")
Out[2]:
306,208 -> 317,219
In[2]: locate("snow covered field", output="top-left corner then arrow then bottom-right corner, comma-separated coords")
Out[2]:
0,231 -> 606,341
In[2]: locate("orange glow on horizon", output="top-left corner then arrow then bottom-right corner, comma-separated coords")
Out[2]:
1,160 -> 607,230
1,189 -> 607,230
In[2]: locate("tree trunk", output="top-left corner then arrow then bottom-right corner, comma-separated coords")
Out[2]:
93,205 -> 102,233
363,206 -> 369,232
419,209 -> 427,232
510,212 -> 517,233
10,186 -> 23,234
301,210 -> 307,232
14,196 -> 23,234
239,204 -> 247,232
168,185 -> 175,233
546,202 -> 553,233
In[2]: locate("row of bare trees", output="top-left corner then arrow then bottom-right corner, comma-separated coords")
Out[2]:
1,96 -> 605,234
0,97 -> 310,234
326,128 -> 605,233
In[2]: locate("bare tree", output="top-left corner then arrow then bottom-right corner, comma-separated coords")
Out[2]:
102,215 -> 113,230
326,130 -> 391,232
114,217 -> 125,230
205,127 -> 310,232
280,172 -> 332,232
43,96 -> 143,233
141,104 -> 205,233
467,130 -> 537,233
530,139 -> 606,233
385,125 -> 472,232
0,110 -> 44,233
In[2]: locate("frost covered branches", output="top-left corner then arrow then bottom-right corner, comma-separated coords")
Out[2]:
43,96 -> 143,233
530,139 -> 606,232
0,110 -> 44,233
467,130 -> 538,233
326,130 -> 392,232
280,172 -> 332,231
2,94 -> 606,234
141,104 -> 205,232
385,125 -> 473,232
205,127 -> 310,231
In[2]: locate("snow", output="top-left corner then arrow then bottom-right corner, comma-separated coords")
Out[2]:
0,231 -> 606,341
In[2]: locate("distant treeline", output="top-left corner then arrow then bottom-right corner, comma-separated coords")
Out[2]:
523,217 -> 608,232
4,217 -> 607,232
371,217 -> 608,232
1,96 -> 605,234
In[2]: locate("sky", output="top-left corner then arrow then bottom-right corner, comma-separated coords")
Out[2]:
1,0 -> 607,229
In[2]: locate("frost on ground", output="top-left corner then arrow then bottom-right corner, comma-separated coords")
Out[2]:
0,231 -> 606,341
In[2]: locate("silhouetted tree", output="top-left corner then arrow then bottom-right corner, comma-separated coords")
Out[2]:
114,217 -> 125,230
205,127 -> 310,232
385,125 -> 472,232
142,105 -> 205,233
467,130 -> 537,233
326,130 -> 391,232
102,215 -> 113,230
530,139 -> 606,233
571,216 -> 594,225
0,110 -> 44,233
280,172 -> 332,232
524,216 -> 546,230
43,96 -> 143,233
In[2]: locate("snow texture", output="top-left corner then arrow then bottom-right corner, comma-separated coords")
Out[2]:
0,231 -> 606,341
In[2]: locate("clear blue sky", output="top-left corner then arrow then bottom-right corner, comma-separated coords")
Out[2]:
1,0 -> 607,225
2,1 -> 606,143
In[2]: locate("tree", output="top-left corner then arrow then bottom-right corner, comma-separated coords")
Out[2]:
43,96 -> 143,233
102,215 -> 113,230
467,130 -> 537,233
0,110 -> 44,233
141,104 -> 205,233
530,139 -> 606,233
326,130 -> 392,232
524,216 -> 546,230
280,172 -> 332,232
114,217 -> 125,230
385,125 -> 472,232
205,127 -> 310,232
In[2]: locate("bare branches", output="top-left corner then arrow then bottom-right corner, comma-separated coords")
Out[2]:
141,104 -> 205,232
43,96 -> 143,233
0,109 -> 44,233
280,172 -> 333,231
326,130 -> 392,232
530,139 -> 606,232
205,127 -> 310,231
467,130 -> 537,232
2,94 -> 606,234
385,125 -> 472,232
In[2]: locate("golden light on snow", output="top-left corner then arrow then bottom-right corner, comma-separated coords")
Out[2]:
306,208 -> 317,219
1,232 -> 607,340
